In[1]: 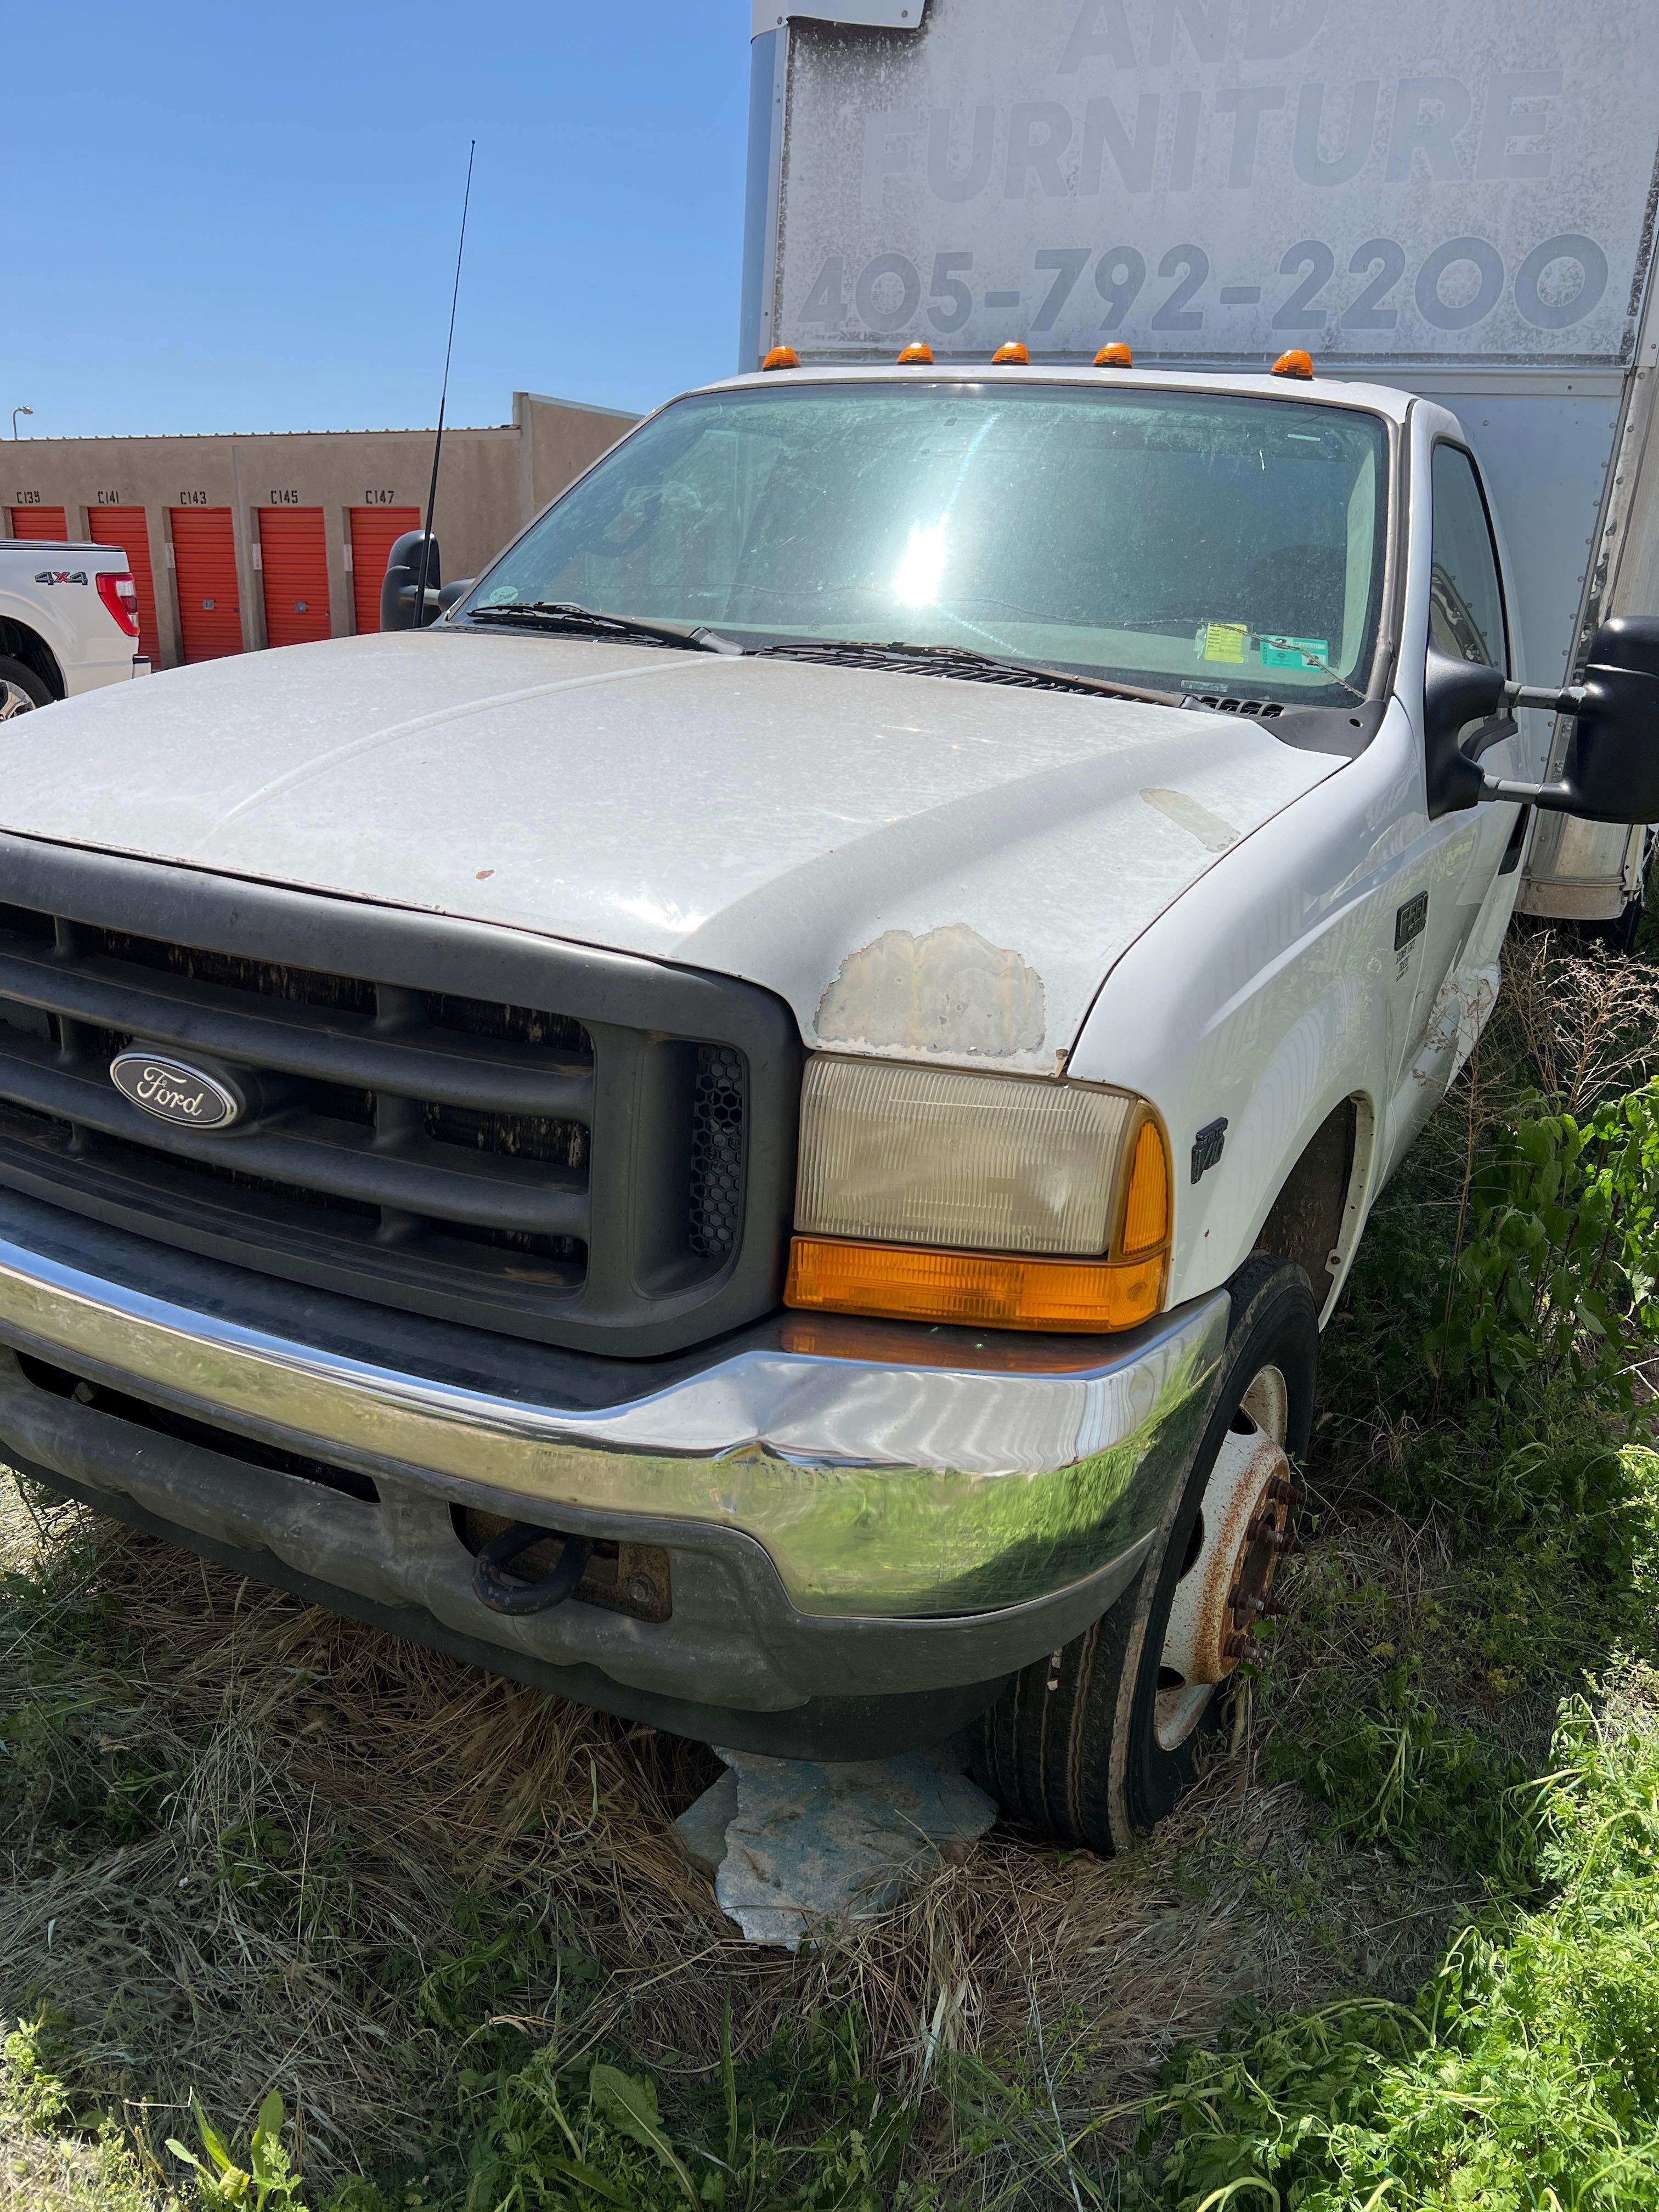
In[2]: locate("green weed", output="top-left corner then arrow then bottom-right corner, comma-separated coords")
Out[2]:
1121,1692 -> 1659,2209
1426,1081 -> 1659,1421
168,2091 -> 308,2211
1267,1658 -> 1541,1892
334,2007 -> 926,2212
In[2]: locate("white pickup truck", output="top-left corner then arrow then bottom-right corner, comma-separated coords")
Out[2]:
0,347 -> 1653,1853
0,539 -> 149,714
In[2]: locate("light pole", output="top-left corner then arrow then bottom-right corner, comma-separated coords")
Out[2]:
11,407 -> 31,440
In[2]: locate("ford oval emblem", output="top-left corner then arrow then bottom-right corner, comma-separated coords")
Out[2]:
110,1050 -> 241,1131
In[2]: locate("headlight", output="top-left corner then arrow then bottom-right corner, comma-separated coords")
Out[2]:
785,1056 -> 1171,1333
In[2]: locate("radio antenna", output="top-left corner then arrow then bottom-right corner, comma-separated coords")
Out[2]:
414,138 -> 476,628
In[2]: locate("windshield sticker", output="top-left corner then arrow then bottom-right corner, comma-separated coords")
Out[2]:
1200,622 -> 1248,663
1260,634 -> 1330,669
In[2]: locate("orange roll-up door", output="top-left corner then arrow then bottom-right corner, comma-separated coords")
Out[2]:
257,509 -> 331,648
10,507 -> 67,541
87,506 -> 161,670
349,506 -> 420,634
170,508 -> 243,663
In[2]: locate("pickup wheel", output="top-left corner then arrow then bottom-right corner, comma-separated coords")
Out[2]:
0,657 -> 50,718
971,1255 -> 1317,1854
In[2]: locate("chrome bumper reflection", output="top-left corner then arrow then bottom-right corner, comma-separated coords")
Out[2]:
0,1209 -> 1228,1619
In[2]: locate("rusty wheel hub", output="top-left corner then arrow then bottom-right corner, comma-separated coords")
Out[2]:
1154,1364 -> 1300,1752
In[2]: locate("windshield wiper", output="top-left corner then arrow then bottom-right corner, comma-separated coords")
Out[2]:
753,637 -> 1183,708
459,601 -> 744,656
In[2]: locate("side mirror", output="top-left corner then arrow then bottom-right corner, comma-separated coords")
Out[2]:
1482,616 -> 1659,826
1423,648 -> 1506,817
380,530 -> 443,632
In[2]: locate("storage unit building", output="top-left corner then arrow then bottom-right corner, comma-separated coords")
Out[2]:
1,391 -> 637,668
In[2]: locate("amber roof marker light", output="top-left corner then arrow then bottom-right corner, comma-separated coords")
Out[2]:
761,345 -> 799,371
896,340 -> 934,364
992,340 -> 1031,364
1094,342 -> 1133,367
1271,348 -> 1314,380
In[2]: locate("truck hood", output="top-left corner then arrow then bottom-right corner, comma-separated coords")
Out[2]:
1,630 -> 1340,1070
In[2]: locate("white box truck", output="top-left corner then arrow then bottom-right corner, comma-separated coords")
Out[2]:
743,0 -> 1659,935
0,0 -> 1656,1854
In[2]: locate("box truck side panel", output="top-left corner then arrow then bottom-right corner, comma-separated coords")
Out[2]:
757,1 -> 1659,376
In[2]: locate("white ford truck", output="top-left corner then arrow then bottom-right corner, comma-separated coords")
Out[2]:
0,538 -> 149,715
0,3 -> 1657,1854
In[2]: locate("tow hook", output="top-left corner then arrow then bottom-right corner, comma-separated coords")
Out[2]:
473,1523 -> 594,1614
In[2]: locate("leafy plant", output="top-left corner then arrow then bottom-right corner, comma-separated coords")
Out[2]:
1426,1081 -> 1659,1419
168,2091 -> 308,2211
1267,1658 -> 1541,1891
1124,1695 -> 1659,2210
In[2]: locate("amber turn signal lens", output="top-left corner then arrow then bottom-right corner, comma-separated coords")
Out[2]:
1094,342 -> 1133,367
992,340 -> 1031,364
896,340 -> 934,364
1119,1119 -> 1171,1258
785,1237 -> 1167,1333
1271,348 -> 1314,380
761,345 -> 799,371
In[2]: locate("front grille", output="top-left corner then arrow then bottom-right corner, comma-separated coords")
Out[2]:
0,847 -> 800,1353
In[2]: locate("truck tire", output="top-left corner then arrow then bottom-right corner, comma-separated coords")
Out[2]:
971,1255 -> 1317,1854
0,656 -> 50,718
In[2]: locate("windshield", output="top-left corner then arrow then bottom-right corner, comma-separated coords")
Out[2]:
460,382 -> 1391,707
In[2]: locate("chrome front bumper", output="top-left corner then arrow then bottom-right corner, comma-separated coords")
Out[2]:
0,1189 -> 1228,1743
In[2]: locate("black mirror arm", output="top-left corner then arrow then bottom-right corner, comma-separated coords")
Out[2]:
1472,682 -> 1588,811
1479,771 -> 1578,813
1502,679 -> 1588,716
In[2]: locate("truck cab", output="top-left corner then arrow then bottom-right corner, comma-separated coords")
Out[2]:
0,351 -> 1650,1852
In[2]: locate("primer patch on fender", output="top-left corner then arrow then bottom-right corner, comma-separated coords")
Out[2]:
1140,786 -> 1239,854
815,923 -> 1045,1057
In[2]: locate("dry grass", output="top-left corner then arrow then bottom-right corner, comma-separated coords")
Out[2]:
0,1472 -> 1459,2203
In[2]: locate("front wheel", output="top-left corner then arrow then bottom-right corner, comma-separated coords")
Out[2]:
972,1255 -> 1318,1853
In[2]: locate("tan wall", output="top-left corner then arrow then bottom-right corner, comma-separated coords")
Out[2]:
1,391 -> 639,668
518,391 -> 642,520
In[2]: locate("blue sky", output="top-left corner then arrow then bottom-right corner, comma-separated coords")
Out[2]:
5,3 -> 751,438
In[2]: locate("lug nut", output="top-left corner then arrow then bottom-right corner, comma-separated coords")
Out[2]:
1267,1529 -> 1301,1555
1267,1475 -> 1304,1506
1259,1595 -> 1290,1618
1223,1630 -> 1265,1663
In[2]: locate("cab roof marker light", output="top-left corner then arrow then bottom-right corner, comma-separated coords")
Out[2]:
896,340 -> 934,365
992,341 -> 1031,364
1271,349 -> 1314,380
1094,342 -> 1133,368
761,345 -> 799,371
